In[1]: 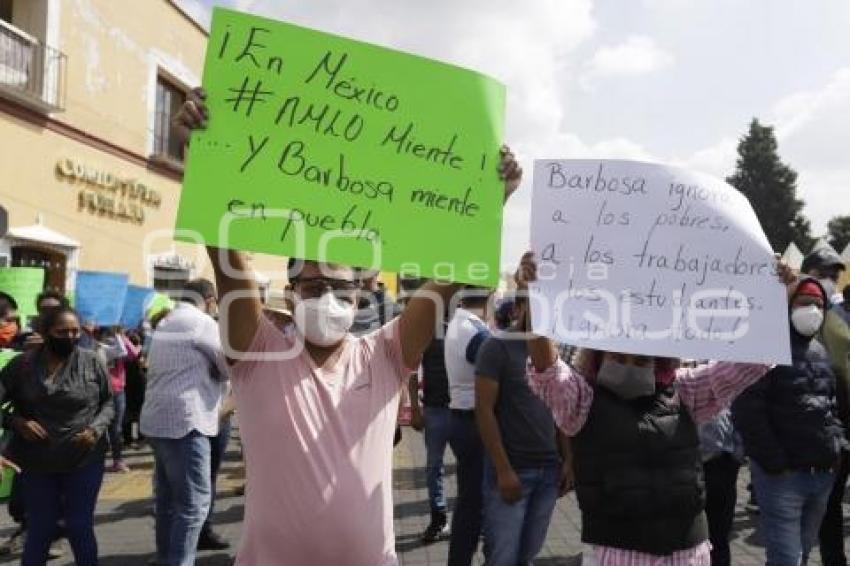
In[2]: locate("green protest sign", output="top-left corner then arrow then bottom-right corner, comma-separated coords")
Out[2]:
176,8 -> 506,286
0,349 -> 17,370
0,268 -> 44,319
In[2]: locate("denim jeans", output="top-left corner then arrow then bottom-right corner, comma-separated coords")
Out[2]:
424,406 -> 451,515
21,456 -> 104,566
751,462 -> 835,566
482,460 -> 560,566
108,390 -> 127,463
447,410 -> 484,566
150,430 -> 212,566
204,418 -> 232,532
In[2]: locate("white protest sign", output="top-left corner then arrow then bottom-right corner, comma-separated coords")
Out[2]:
529,159 -> 791,365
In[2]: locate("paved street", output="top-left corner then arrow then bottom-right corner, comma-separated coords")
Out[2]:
0,425 -> 846,565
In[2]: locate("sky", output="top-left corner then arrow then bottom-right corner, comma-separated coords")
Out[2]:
177,0 -> 850,269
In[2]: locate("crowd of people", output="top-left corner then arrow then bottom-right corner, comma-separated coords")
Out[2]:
0,87 -> 846,566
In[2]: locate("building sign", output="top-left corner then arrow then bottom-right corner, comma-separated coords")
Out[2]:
151,254 -> 195,272
56,158 -> 162,224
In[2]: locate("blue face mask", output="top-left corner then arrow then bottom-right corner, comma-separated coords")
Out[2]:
597,360 -> 656,400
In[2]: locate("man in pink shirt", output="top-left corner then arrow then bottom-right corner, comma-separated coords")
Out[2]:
174,88 -> 522,565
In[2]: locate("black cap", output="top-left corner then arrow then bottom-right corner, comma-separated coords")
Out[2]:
801,247 -> 846,274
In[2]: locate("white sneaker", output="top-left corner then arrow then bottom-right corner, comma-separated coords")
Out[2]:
48,538 -> 66,559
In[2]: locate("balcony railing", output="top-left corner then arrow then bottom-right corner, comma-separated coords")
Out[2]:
0,18 -> 66,112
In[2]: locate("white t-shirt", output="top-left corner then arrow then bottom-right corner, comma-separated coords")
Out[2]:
445,308 -> 491,410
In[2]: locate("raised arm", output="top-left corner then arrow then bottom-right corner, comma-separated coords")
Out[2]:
398,146 -> 522,369
514,251 -> 558,372
172,87 -> 263,356
512,250 -> 594,434
207,247 -> 263,357
674,361 -> 772,424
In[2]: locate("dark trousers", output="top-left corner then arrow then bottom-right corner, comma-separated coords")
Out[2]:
819,452 -> 850,566
8,473 -> 25,525
446,410 -> 483,566
108,391 -> 126,462
122,365 -> 145,445
21,456 -> 104,566
204,418 -> 232,532
704,452 -> 741,566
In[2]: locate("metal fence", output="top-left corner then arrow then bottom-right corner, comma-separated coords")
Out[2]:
0,18 -> 66,112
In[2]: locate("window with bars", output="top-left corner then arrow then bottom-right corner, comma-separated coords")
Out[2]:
153,76 -> 186,162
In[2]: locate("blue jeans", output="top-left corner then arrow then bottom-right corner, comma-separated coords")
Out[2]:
447,410 -> 484,566
424,406 -> 451,515
150,430 -> 212,566
482,460 -> 560,566
751,462 -> 834,566
108,390 -> 127,463
21,456 -> 104,566
204,418 -> 232,531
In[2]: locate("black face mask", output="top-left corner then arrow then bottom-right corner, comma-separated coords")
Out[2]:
46,336 -> 78,358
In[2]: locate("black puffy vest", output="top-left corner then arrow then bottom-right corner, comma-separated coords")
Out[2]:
732,335 -> 844,473
573,386 -> 708,555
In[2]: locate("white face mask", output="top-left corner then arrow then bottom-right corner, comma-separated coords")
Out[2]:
791,305 -> 824,337
294,293 -> 355,347
596,360 -> 656,400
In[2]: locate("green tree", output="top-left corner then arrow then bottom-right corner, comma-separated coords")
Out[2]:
827,215 -> 850,254
726,119 -> 813,252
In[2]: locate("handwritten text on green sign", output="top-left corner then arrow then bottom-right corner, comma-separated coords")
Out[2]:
176,8 -> 506,285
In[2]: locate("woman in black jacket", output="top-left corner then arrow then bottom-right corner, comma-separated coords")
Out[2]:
732,278 -> 845,566
0,306 -> 113,566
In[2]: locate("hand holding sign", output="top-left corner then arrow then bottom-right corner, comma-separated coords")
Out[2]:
173,87 -> 208,146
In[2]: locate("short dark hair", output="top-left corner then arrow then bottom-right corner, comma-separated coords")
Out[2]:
494,299 -> 515,329
41,306 -> 79,334
287,258 -> 355,282
36,289 -> 69,311
460,286 -> 491,308
0,292 -> 18,319
179,278 -> 216,306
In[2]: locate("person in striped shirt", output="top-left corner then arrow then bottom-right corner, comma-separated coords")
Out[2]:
513,252 -> 795,565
